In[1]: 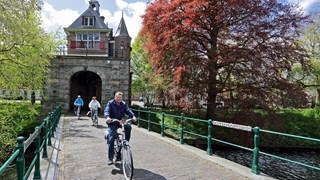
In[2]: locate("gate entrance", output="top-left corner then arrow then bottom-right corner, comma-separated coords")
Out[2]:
70,71 -> 102,111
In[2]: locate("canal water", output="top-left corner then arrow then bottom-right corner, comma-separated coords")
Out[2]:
214,148 -> 320,180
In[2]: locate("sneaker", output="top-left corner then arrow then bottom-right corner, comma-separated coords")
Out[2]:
108,159 -> 113,165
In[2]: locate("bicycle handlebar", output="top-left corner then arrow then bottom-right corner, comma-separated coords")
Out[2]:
112,119 -> 132,123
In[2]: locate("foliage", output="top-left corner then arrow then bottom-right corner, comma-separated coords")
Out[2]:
0,0 -> 59,95
0,102 -> 40,165
291,15 -> 320,105
141,0 -> 310,119
131,32 -> 172,106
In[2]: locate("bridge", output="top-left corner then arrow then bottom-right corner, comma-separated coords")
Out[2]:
28,113 -> 272,180
2,106 -> 319,180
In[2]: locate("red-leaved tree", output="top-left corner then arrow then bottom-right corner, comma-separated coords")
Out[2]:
141,0 -> 310,119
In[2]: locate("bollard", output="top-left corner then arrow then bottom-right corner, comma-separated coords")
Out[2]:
42,118 -> 48,158
138,107 -> 141,128
148,110 -> 151,132
180,113 -> 184,144
251,127 -> 260,174
207,119 -> 213,155
161,112 -> 165,137
33,127 -> 41,179
16,136 -> 25,180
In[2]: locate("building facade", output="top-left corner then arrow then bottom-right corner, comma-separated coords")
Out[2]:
43,0 -> 132,112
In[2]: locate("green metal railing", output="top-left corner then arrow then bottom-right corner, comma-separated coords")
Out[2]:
132,108 -> 320,175
0,106 -> 62,180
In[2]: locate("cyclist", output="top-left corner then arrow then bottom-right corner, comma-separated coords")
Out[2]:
88,96 -> 101,125
73,95 -> 84,115
104,91 -> 137,165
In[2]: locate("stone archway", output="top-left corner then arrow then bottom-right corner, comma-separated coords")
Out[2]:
69,71 -> 102,111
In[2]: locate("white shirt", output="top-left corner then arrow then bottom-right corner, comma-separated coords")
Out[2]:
89,100 -> 101,109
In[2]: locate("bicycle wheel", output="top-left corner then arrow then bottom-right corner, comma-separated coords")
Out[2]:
77,107 -> 80,119
114,136 -> 121,162
95,114 -> 98,128
122,145 -> 133,180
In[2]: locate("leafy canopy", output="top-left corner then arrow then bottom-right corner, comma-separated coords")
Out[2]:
0,0 -> 59,92
142,0 -> 309,118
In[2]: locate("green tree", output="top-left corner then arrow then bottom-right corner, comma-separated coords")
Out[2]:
0,0 -> 59,101
291,16 -> 320,106
131,32 -> 171,107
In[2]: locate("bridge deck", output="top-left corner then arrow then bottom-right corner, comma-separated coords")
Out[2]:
54,115 -> 272,180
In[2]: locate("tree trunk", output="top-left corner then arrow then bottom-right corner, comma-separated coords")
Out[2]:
206,72 -> 218,119
317,88 -> 320,106
31,91 -> 35,105
207,93 -> 217,120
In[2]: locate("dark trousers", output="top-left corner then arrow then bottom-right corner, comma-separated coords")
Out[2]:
107,124 -> 132,160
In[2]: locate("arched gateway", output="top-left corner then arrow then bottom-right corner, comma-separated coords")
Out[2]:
70,71 -> 102,110
42,0 -> 132,113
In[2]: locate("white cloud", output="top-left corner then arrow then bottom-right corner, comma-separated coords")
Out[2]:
41,0 -> 147,42
41,2 -> 79,33
288,0 -> 320,10
101,0 -> 147,41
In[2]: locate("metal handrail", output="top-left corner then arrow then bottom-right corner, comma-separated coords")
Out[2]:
0,106 -> 62,180
132,108 -> 320,176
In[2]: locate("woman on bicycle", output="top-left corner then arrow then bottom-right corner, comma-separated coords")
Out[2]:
104,91 -> 137,165
73,95 -> 84,115
88,96 -> 101,125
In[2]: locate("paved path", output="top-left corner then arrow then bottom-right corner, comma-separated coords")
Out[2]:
57,115 -> 271,180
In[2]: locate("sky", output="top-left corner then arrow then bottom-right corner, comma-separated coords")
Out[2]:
41,0 -> 320,42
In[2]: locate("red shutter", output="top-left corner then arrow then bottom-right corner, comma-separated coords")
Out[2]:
70,41 -> 76,49
100,41 -> 105,49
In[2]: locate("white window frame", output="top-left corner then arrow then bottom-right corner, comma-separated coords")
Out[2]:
84,17 -> 94,26
75,32 -> 100,49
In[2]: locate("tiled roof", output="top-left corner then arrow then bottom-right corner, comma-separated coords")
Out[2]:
68,7 -> 108,29
114,14 -> 130,37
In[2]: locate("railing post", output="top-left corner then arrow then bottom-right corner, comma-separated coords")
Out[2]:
207,119 -> 213,155
16,136 -> 25,180
42,118 -> 48,158
138,107 -> 141,128
161,112 -> 165,137
53,109 -> 58,133
252,127 -> 260,174
180,113 -> 184,144
33,127 -> 41,179
47,113 -> 52,145
50,112 -> 55,138
148,110 -> 151,132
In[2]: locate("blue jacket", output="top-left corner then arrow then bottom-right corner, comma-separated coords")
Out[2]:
74,98 -> 84,106
104,99 -> 134,125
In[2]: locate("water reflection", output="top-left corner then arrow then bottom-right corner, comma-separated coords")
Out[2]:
214,149 -> 320,180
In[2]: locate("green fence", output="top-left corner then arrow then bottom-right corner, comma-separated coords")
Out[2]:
0,106 -> 62,180
132,108 -> 320,175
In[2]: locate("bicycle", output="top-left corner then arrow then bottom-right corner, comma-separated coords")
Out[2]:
91,106 -> 99,127
112,119 -> 134,180
74,105 -> 81,119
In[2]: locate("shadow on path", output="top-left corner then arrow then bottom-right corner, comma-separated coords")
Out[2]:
134,168 -> 167,180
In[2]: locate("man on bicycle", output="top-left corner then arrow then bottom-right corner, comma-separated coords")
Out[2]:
104,91 -> 137,164
88,96 -> 101,125
73,95 -> 84,115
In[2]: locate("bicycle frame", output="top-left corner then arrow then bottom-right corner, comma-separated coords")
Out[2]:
91,107 -> 98,127
112,119 -> 134,180
75,105 -> 81,119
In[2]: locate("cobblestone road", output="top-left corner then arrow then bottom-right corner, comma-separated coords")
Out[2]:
57,115 -> 249,180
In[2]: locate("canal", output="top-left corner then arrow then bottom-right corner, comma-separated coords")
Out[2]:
215,148 -> 320,180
